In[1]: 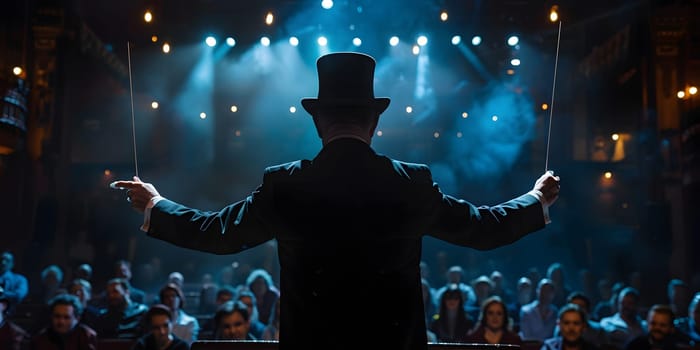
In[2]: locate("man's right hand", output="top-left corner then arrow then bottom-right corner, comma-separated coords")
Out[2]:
110,176 -> 161,213
532,170 -> 561,207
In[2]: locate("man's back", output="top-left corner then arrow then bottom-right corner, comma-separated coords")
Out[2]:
149,138 -> 545,349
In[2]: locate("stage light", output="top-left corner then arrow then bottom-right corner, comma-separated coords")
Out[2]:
507,35 -> 519,46
12,67 -> 22,76
317,36 -> 328,46
230,105 -> 238,113
235,130 -> 241,137
151,35 -> 158,43
461,112 -> 468,118
205,36 -> 217,47
412,45 -> 420,55
226,37 -> 236,47
389,36 -> 399,46
417,35 -> 428,46
541,103 -> 549,110
492,115 -> 498,121
104,169 -> 112,176
611,133 -> 619,141
289,106 -> 297,113
677,91 -> 685,99
604,171 -> 612,179
353,37 -> 362,47
261,36 -> 271,46
549,5 -> 559,22
506,69 -> 515,75
510,58 -> 521,66
457,132 -> 463,138
471,36 -> 482,46
144,11 -> 153,23
440,11 -> 448,21
289,36 -> 299,46
321,0 -> 333,9
162,43 -> 170,53
451,35 -> 461,45
376,130 -> 383,136
406,106 -> 413,114
151,101 -> 159,109
265,12 -> 274,25
200,112 -> 207,119
433,132 -> 440,138
690,86 -> 698,95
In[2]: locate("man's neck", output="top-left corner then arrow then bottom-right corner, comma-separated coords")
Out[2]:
321,124 -> 371,146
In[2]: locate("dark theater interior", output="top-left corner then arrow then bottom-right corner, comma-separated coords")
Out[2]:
0,0 -> 698,349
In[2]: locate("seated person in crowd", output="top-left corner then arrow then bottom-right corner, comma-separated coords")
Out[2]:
465,296 -> 522,345
0,290 -> 28,350
600,287 -> 647,349
132,304 -> 189,350
626,304 -> 689,350
554,292 -> 609,347
213,300 -> 257,340
0,251 -> 29,310
520,278 -> 558,342
95,278 -> 149,339
541,304 -> 599,350
235,290 -> 266,339
674,292 -> 699,344
29,293 -> 97,350
68,278 -> 100,329
159,283 -> 199,344
429,283 -> 474,343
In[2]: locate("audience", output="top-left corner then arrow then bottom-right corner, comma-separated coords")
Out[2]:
0,249 -> 697,350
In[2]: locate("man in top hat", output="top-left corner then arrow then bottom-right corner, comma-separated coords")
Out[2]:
112,52 -> 560,350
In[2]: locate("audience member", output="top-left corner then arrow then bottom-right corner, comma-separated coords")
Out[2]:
520,278 -> 558,341
600,287 -> 647,349
594,282 -> 625,321
34,264 -> 65,303
667,279 -> 692,318
674,292 -> 699,344
74,264 -> 93,282
0,290 -> 28,350
548,263 -> 573,308
625,304 -> 686,350
541,304 -> 599,350
245,268 -> 280,326
261,296 -> 281,341
0,251 -> 29,309
491,270 -> 515,305
554,292 -> 609,347
213,301 -> 257,340
114,260 -> 147,304
429,283 -> 474,343
132,304 -> 189,350
67,278 -> 100,329
465,296 -> 522,345
435,266 -> 478,313
510,276 -> 534,329
29,293 -> 97,350
159,283 -> 199,344
94,278 -> 148,339
235,290 -> 265,339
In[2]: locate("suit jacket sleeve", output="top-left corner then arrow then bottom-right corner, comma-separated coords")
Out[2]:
146,172 -> 275,255
416,164 -> 545,250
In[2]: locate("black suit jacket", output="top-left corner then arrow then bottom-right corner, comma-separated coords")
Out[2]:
148,138 -> 545,350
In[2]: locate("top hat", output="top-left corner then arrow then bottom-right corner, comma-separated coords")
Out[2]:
301,52 -> 390,115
